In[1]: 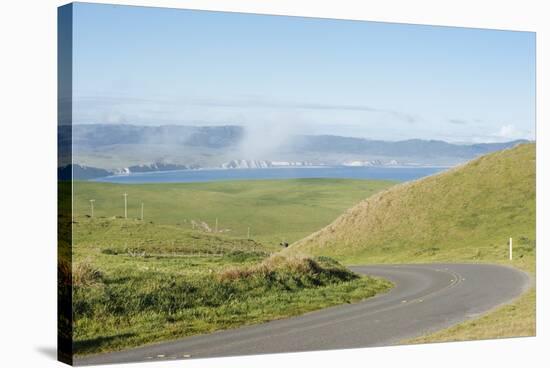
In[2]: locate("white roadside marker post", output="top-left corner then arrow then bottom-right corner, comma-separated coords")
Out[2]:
123,193 -> 128,219
509,237 -> 513,261
141,202 -> 144,221
89,199 -> 95,218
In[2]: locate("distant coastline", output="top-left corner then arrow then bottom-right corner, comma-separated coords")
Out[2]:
90,166 -> 447,184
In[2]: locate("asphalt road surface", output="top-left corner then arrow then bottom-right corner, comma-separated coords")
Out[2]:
75,263 -> 530,366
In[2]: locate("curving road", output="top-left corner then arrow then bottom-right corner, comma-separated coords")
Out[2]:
75,263 -> 530,366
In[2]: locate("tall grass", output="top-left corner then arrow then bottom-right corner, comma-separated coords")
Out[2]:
73,260 -> 103,287
72,253 -> 391,355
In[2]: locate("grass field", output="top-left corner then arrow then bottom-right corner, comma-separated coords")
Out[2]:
69,178 -> 394,355
288,143 -> 536,341
73,178 -> 394,246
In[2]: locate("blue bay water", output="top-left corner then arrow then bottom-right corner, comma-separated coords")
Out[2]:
93,166 -> 448,184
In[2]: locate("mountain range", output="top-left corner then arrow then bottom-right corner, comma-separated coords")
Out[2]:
59,124 -> 529,178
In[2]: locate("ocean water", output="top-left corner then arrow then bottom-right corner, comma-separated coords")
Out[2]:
93,166 -> 448,184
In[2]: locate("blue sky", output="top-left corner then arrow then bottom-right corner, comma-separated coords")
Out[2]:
72,3 -> 535,142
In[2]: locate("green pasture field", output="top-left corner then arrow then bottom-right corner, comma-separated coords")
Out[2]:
69,178 -> 394,355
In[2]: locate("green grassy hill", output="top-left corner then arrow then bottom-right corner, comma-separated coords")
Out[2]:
288,143 -> 536,268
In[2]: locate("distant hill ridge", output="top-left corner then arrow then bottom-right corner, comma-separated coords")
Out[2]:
66,124 -> 244,148
287,143 -> 536,263
289,135 -> 529,158
61,123 -> 530,170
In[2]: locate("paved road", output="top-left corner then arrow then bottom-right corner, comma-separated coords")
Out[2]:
76,263 -> 530,366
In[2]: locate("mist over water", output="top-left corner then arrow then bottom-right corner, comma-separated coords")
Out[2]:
236,112 -> 309,160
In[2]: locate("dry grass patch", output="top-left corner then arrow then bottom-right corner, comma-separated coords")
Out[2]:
73,260 -> 103,287
407,288 -> 535,344
218,255 -> 323,281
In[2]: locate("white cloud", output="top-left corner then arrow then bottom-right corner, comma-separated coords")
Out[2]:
73,94 -> 419,127
497,124 -> 521,139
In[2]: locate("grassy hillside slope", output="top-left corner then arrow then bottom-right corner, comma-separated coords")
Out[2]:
288,143 -> 536,343
289,143 -> 535,268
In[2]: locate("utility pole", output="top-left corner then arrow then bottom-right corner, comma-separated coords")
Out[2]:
509,237 -> 513,261
89,199 -> 95,218
141,202 -> 144,221
123,193 -> 128,219
215,218 -> 218,233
